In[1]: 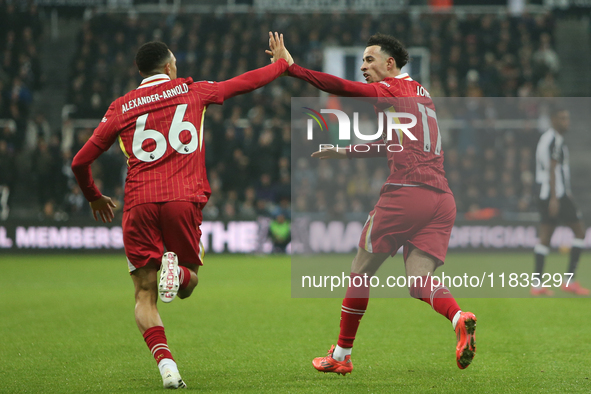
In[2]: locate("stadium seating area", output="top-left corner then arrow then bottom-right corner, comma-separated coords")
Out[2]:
0,2 -> 47,219
1,10 -> 561,220
0,2 -> 43,133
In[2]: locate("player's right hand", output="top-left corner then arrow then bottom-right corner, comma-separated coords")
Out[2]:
89,195 -> 117,223
265,31 -> 294,67
311,147 -> 348,160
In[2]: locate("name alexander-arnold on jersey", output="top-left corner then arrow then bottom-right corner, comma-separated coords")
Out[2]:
122,83 -> 189,113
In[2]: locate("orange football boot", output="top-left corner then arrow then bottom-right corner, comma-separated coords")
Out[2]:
455,312 -> 477,369
530,287 -> 554,296
561,281 -> 590,296
312,345 -> 353,375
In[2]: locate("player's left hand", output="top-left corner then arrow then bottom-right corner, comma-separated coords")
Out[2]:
89,195 -> 117,223
311,147 -> 348,160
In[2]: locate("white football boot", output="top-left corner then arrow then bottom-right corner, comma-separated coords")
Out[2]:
162,368 -> 187,389
159,359 -> 187,389
159,252 -> 180,303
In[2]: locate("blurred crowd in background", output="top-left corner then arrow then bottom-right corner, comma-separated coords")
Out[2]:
292,98 -> 548,222
0,3 -> 43,140
0,9 -> 562,221
0,1 -> 48,221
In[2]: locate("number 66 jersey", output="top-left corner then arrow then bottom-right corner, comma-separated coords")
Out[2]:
91,75 -> 222,211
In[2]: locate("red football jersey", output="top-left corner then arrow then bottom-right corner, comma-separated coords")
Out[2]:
288,64 -> 451,194
90,74 -> 222,210
372,73 -> 451,194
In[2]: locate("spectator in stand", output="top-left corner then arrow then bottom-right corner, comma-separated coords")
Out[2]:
268,213 -> 291,253
1,11 -> 562,218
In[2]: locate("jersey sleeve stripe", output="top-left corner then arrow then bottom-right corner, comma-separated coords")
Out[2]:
118,135 -> 130,158
364,212 -> 376,253
199,107 -> 206,151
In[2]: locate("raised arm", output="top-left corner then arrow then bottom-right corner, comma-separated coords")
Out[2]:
218,58 -> 288,101
265,31 -> 378,98
288,63 -> 379,98
218,32 -> 291,101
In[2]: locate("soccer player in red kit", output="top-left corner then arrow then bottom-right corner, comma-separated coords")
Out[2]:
71,37 -> 291,389
269,32 -> 476,374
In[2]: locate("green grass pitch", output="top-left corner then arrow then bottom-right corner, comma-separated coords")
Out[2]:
1,253 -> 590,393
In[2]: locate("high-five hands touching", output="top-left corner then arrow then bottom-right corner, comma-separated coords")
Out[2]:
265,31 -> 294,66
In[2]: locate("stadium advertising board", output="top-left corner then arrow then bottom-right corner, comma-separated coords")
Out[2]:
0,221 -> 260,253
1,220 -> 589,252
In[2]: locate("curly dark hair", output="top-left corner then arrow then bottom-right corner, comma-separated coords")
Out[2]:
135,41 -> 171,74
367,33 -> 409,69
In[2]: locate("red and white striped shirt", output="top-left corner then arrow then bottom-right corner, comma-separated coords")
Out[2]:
288,65 -> 451,194
72,59 -> 289,210
91,75 -> 221,210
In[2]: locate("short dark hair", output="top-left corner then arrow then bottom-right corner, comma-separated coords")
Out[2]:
135,41 -> 171,74
367,33 -> 409,69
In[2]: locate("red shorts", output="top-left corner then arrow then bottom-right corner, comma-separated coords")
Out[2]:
122,201 -> 204,272
359,186 -> 456,264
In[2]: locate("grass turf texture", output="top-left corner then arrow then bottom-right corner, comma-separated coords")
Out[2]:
0,253 -> 590,393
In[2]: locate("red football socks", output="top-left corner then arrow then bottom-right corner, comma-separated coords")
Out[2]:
337,273 -> 370,348
178,266 -> 191,290
143,326 -> 174,364
409,275 -> 461,321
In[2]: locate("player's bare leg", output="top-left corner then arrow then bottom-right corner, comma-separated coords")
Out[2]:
132,267 -> 187,389
562,221 -> 589,295
538,223 -> 556,247
350,247 -> 390,276
567,220 -> 585,240
133,267 -> 164,332
404,246 -> 438,278
405,245 -> 476,369
532,223 -> 556,296
313,248 -> 389,375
